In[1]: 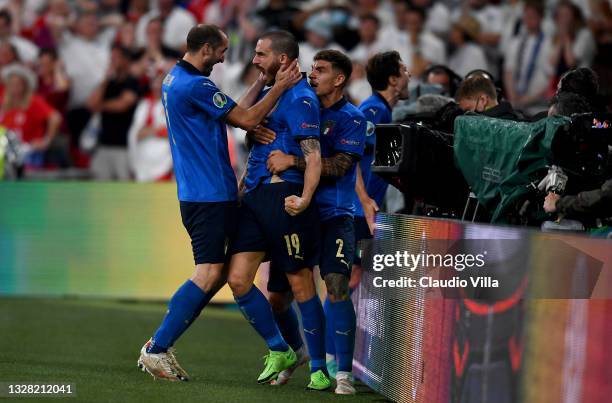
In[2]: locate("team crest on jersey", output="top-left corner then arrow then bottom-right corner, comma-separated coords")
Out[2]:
213,92 -> 228,108
366,121 -> 375,136
323,120 -> 335,136
162,74 -> 175,86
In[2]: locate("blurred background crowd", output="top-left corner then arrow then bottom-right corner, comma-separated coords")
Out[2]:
0,0 -> 611,182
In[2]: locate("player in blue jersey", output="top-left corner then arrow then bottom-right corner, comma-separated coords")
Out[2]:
224,30 -> 329,388
266,49 -> 367,395
355,51 -> 410,238
137,24 -> 301,381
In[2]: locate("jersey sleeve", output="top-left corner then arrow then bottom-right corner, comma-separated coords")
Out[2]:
335,112 -> 366,159
287,96 -> 320,141
190,79 -> 236,121
360,105 -> 382,147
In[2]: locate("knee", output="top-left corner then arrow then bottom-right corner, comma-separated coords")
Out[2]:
191,264 -> 226,294
324,273 -> 349,302
227,271 -> 251,297
288,270 -> 316,303
268,291 -> 293,313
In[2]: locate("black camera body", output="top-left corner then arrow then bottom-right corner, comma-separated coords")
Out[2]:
371,122 -> 468,212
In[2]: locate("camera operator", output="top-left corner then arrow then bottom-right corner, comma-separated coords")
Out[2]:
543,92 -> 612,222
434,75 -> 520,132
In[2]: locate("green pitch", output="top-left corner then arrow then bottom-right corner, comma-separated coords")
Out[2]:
0,298 -> 382,402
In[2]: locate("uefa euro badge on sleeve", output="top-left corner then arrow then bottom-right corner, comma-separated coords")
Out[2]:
213,92 -> 228,109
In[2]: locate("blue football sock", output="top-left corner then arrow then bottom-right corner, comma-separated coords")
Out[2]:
235,286 -> 289,352
273,305 -> 304,352
323,296 -> 336,357
330,299 -> 356,372
298,296 -> 327,373
148,279 -> 211,354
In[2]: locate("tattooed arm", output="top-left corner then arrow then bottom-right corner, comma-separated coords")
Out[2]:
284,138 -> 321,216
267,150 -> 355,177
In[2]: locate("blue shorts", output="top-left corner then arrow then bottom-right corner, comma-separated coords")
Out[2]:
267,214 -> 354,293
319,215 -> 355,278
353,215 -> 372,265
180,201 -> 238,265
230,182 -> 319,273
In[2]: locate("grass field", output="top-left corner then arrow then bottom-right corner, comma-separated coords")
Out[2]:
0,298 -> 384,403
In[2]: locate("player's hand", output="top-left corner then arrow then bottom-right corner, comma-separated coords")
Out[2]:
544,192 -> 560,213
248,125 -> 276,144
285,195 -> 309,216
267,150 -> 293,174
275,59 -> 301,90
362,197 -> 379,235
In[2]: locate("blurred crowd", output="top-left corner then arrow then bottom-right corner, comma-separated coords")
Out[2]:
0,0 -> 611,181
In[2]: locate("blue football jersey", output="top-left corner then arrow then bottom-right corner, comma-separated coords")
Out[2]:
315,97 -> 366,221
355,92 -> 392,216
244,76 -> 320,193
162,60 -> 238,202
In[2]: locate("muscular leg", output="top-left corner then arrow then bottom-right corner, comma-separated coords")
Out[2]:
269,291 -> 304,352
286,268 -> 327,374
228,252 -> 290,352
324,272 -> 356,374
148,262 -> 226,354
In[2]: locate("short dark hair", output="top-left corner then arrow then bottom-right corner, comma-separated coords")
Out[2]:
186,24 -> 225,53
524,0 -> 544,17
360,13 -> 380,26
455,75 -> 497,101
549,92 -> 591,116
314,49 -> 353,88
558,67 -> 599,99
259,30 -> 299,60
366,51 -> 402,91
39,47 -> 59,60
0,9 -> 12,24
405,5 -> 426,20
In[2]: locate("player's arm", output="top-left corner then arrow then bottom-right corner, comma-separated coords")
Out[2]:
236,72 -> 266,109
355,163 -> 379,235
267,150 -> 354,177
226,61 -> 301,131
285,138 -> 321,216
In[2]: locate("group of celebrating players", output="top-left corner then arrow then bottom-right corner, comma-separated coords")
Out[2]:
136,23 -> 410,395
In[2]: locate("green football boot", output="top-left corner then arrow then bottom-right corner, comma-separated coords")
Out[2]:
307,369 -> 331,391
257,348 -> 297,384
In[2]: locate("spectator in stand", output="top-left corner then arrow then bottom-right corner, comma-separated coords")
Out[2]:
448,15 -> 489,77
0,41 -> 19,74
549,1 -> 597,90
0,64 -> 61,168
132,17 -> 180,84
412,0 -> 451,38
87,44 -> 140,180
126,0 -> 149,24
135,0 -> 195,54
378,4 -> 446,81
348,14 -> 382,104
115,22 -> 138,56
27,0 -> 74,50
55,8 -> 114,158
36,48 -> 69,115
504,1 -> 553,115
0,9 -> 38,63
452,0 -> 505,78
251,0 -> 301,38
127,71 -> 171,182
588,0 -> 612,109
349,13 -> 382,63
298,14 -> 344,70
